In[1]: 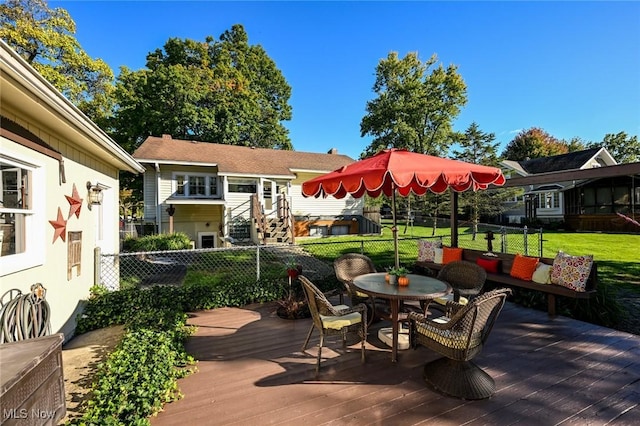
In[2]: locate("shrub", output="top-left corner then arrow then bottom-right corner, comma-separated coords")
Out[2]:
122,232 -> 192,252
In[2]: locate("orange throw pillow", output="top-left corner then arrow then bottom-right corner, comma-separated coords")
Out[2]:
442,247 -> 463,264
510,254 -> 539,281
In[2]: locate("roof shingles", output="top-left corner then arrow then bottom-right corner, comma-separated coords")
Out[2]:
132,136 -> 354,175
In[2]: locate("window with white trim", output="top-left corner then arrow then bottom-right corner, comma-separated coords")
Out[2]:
173,173 -> 220,198
0,159 -> 31,256
0,152 -> 44,276
538,192 -> 560,209
228,179 -> 257,193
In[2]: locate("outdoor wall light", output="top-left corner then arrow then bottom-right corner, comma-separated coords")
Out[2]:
86,181 -> 104,210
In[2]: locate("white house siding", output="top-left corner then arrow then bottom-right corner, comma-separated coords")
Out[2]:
225,192 -> 254,219
1,130 -> 120,341
290,172 -> 363,217
1,41 -> 143,341
142,165 -> 157,221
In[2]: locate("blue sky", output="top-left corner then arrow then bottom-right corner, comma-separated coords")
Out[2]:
51,1 -> 640,160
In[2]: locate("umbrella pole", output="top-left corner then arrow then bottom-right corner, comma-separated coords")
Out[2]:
451,190 -> 459,248
392,190 -> 399,269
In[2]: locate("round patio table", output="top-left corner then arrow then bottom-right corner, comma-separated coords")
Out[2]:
352,272 -> 451,363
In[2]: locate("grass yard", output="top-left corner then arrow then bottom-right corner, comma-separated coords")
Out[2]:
299,224 -> 640,294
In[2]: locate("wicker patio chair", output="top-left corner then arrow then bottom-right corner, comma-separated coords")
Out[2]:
300,275 -> 367,377
408,288 -> 512,400
432,260 -> 487,308
333,253 -> 380,325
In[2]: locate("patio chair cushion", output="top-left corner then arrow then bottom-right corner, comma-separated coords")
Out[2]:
442,247 -> 463,265
509,254 -> 539,281
550,253 -> 593,292
532,263 -> 552,284
418,240 -> 442,262
320,309 -> 362,330
433,293 -> 469,306
414,320 -> 482,350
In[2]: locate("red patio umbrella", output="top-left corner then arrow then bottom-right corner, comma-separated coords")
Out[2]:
301,149 -> 506,268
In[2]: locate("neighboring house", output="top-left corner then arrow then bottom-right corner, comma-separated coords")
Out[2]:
132,135 -> 370,247
0,41 -> 145,340
501,147 -> 640,232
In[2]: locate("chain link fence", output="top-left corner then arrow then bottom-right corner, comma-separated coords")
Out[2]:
99,244 -> 335,291
300,224 -> 543,271
100,224 -> 542,290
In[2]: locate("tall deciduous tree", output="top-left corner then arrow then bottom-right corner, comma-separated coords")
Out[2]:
502,127 -> 568,160
453,123 -> 520,238
111,25 -> 293,153
360,52 -> 467,157
589,132 -> 640,164
0,0 -> 115,124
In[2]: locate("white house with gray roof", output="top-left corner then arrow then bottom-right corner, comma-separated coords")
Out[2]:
501,147 -> 618,225
132,135 -> 368,246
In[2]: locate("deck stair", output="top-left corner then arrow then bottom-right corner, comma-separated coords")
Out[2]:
261,217 -> 292,244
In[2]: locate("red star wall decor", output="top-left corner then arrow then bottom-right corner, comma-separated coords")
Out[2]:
49,207 -> 67,243
65,183 -> 83,219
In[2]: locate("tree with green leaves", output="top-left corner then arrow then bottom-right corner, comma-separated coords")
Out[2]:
501,127 -> 568,160
360,52 -> 467,157
110,25 -> 293,153
589,131 -> 640,164
562,136 -> 589,153
452,122 -> 521,238
0,0 -> 115,125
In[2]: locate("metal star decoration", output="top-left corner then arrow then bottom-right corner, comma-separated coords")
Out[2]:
49,207 -> 67,243
65,183 -> 83,219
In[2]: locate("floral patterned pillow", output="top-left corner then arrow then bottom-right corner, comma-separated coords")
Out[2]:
550,253 -> 593,292
417,240 -> 441,262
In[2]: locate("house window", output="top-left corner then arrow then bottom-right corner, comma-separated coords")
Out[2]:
173,173 -> 220,198
176,175 -> 186,195
0,153 -> 43,276
228,179 -> 257,193
189,176 -> 206,196
538,192 -> 559,209
0,160 -> 31,256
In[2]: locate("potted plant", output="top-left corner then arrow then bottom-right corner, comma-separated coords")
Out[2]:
285,259 -> 303,279
388,266 -> 410,286
277,259 -> 309,319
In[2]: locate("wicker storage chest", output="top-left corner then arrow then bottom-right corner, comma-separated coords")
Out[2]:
0,334 -> 65,425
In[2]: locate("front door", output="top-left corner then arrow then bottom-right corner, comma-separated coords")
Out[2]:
262,180 -> 276,214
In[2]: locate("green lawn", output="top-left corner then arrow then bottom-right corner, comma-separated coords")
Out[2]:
299,225 -> 640,292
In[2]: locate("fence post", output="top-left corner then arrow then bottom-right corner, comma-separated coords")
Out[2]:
523,225 -> 528,256
500,226 -> 507,253
360,240 -> 364,255
539,227 -> 544,257
256,246 -> 261,282
94,246 -> 101,286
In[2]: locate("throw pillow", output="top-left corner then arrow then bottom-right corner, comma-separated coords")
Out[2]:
442,247 -> 463,265
532,263 -> 552,284
550,253 -> 593,292
417,239 -> 441,262
476,257 -> 500,274
434,248 -> 443,264
509,254 -> 539,281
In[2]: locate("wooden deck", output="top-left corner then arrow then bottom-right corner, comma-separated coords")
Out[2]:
150,301 -> 640,425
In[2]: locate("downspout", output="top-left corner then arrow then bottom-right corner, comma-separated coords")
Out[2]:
155,163 -> 162,234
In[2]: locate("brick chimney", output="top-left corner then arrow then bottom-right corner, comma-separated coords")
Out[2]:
327,148 -> 337,154
162,134 -> 172,139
